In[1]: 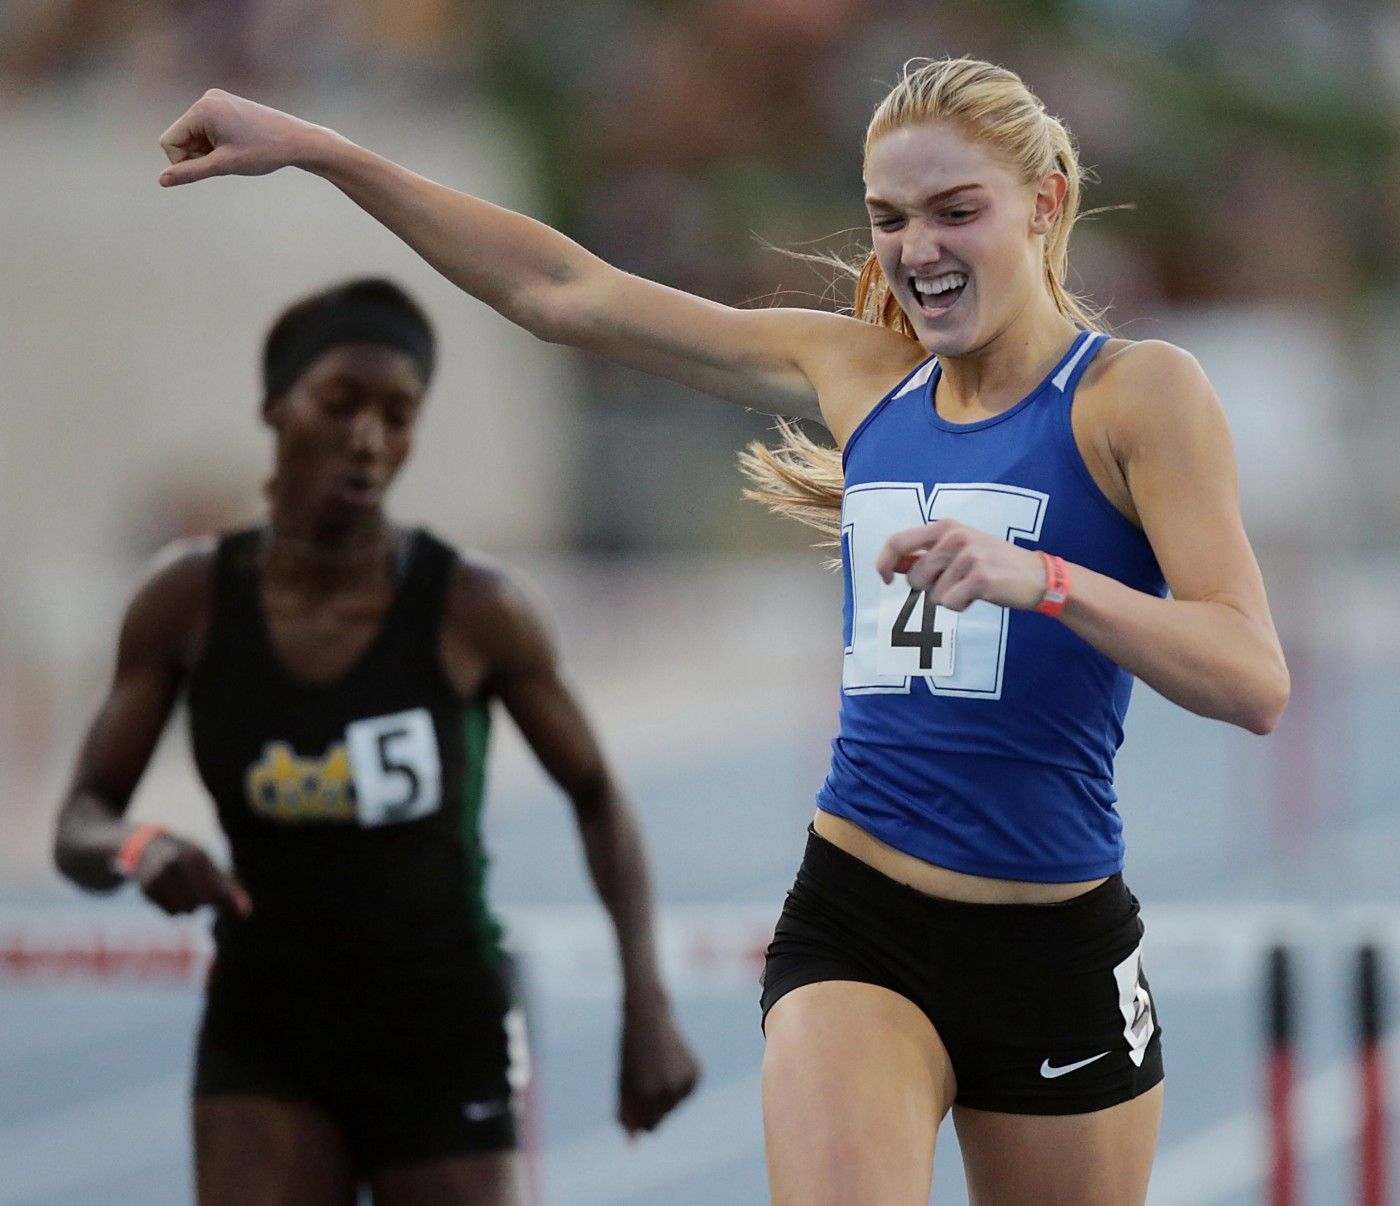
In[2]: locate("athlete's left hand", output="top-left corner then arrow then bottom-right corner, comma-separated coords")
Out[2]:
617,998 -> 701,1137
877,520 -> 1048,612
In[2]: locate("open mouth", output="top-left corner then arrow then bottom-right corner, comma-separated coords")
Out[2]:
909,271 -> 967,317
336,473 -> 384,505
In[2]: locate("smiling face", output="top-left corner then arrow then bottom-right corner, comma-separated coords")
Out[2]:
863,120 -> 1066,356
263,343 -> 426,525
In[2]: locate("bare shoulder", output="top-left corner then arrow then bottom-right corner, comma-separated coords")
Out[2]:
121,535 -> 219,668
785,311 -> 927,445
445,550 -> 530,622
442,550 -> 553,662
144,533 -> 219,582
1086,337 -> 1208,387
1075,337 -> 1236,470
134,536 -> 217,613
1081,338 -> 1221,430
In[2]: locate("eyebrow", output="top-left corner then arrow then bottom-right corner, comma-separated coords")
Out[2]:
864,183 -> 984,210
315,373 -> 422,400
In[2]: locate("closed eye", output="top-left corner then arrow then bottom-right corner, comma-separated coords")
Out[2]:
319,395 -> 356,419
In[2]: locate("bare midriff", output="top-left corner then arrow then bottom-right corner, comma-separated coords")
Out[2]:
812,812 -> 1108,905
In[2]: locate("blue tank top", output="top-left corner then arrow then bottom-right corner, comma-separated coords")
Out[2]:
816,330 -> 1167,882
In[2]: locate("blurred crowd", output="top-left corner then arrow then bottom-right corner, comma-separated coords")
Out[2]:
6,0 -> 1395,302
3,0 -> 1398,551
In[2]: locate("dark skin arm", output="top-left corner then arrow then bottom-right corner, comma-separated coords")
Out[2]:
441,560 -> 700,1136
53,540 -> 252,915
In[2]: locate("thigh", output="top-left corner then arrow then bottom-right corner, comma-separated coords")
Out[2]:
953,1081 -> 1164,1206
762,980 -> 956,1206
194,1095 -> 357,1206
369,1151 -> 525,1206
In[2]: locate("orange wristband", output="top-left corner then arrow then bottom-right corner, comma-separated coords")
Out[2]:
1033,552 -> 1070,617
116,823 -> 168,878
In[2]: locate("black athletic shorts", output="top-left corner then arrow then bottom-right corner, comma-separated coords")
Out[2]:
195,947 -> 524,1170
760,828 -> 1163,1115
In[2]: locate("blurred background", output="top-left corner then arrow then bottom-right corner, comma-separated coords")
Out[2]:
1,0 -> 1398,1202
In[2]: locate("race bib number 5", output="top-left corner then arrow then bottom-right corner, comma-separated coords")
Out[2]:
842,481 -> 1049,700
346,708 -> 443,826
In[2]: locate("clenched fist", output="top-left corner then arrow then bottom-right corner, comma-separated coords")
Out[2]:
158,90 -> 334,188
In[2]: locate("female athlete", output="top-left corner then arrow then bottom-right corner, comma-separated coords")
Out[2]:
150,58 -> 1287,1204
54,277 -> 699,1206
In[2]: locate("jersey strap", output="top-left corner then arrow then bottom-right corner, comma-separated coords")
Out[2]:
1050,330 -> 1108,395
383,530 -> 457,678
841,354 -> 937,470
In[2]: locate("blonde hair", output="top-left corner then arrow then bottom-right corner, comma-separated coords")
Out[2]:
740,57 -> 1096,540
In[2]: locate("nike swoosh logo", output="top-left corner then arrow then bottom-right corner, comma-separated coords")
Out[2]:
1039,1051 -> 1111,1079
463,1099 -> 509,1121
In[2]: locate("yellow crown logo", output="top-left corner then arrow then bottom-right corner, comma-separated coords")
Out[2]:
244,741 -> 357,823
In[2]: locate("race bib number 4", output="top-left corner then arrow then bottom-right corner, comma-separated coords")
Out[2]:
843,481 -> 1049,700
875,586 -> 957,678
345,708 -> 443,827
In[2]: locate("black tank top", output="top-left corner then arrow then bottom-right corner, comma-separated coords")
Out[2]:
187,528 -> 499,973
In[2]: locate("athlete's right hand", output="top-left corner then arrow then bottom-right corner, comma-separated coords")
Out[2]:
158,90 -> 325,188
133,833 -> 253,918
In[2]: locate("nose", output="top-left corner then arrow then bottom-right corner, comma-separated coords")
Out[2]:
901,218 -> 945,272
348,409 -> 388,459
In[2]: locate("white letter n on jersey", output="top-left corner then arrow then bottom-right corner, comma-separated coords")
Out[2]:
842,482 -> 1049,699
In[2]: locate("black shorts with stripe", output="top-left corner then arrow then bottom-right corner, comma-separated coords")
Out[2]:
760,828 -> 1163,1115
195,946 -> 525,1170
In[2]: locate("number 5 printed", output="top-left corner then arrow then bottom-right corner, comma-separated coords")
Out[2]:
345,708 -> 443,826
842,482 -> 1049,699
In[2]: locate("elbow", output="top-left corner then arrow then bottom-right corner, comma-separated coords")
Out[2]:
52,839 -> 88,889
1240,663 -> 1291,736
569,769 -> 616,824
52,838 -> 85,889
499,267 -> 600,349
52,807 -> 121,892
53,850 -> 122,894
526,297 -> 601,351
505,292 -> 569,345
52,812 -> 79,880
512,258 -> 630,352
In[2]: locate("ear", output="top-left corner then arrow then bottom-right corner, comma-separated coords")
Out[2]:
261,393 -> 284,429
1030,170 -> 1068,236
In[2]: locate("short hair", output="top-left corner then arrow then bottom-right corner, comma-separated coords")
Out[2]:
261,277 -> 436,402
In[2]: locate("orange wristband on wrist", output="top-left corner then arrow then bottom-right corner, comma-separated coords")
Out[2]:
1033,552 -> 1070,617
116,823 -> 167,878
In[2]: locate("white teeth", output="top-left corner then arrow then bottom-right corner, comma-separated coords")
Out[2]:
911,272 -> 967,302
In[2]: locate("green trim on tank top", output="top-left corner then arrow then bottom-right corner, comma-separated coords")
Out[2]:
460,702 -> 504,961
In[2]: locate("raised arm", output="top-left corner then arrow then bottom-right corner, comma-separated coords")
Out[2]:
442,563 -> 700,1135
157,91 -> 919,439
876,341 -> 1289,734
54,542 -> 251,914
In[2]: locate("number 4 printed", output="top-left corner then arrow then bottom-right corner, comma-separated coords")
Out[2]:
842,481 -> 1048,699
878,586 -> 957,678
